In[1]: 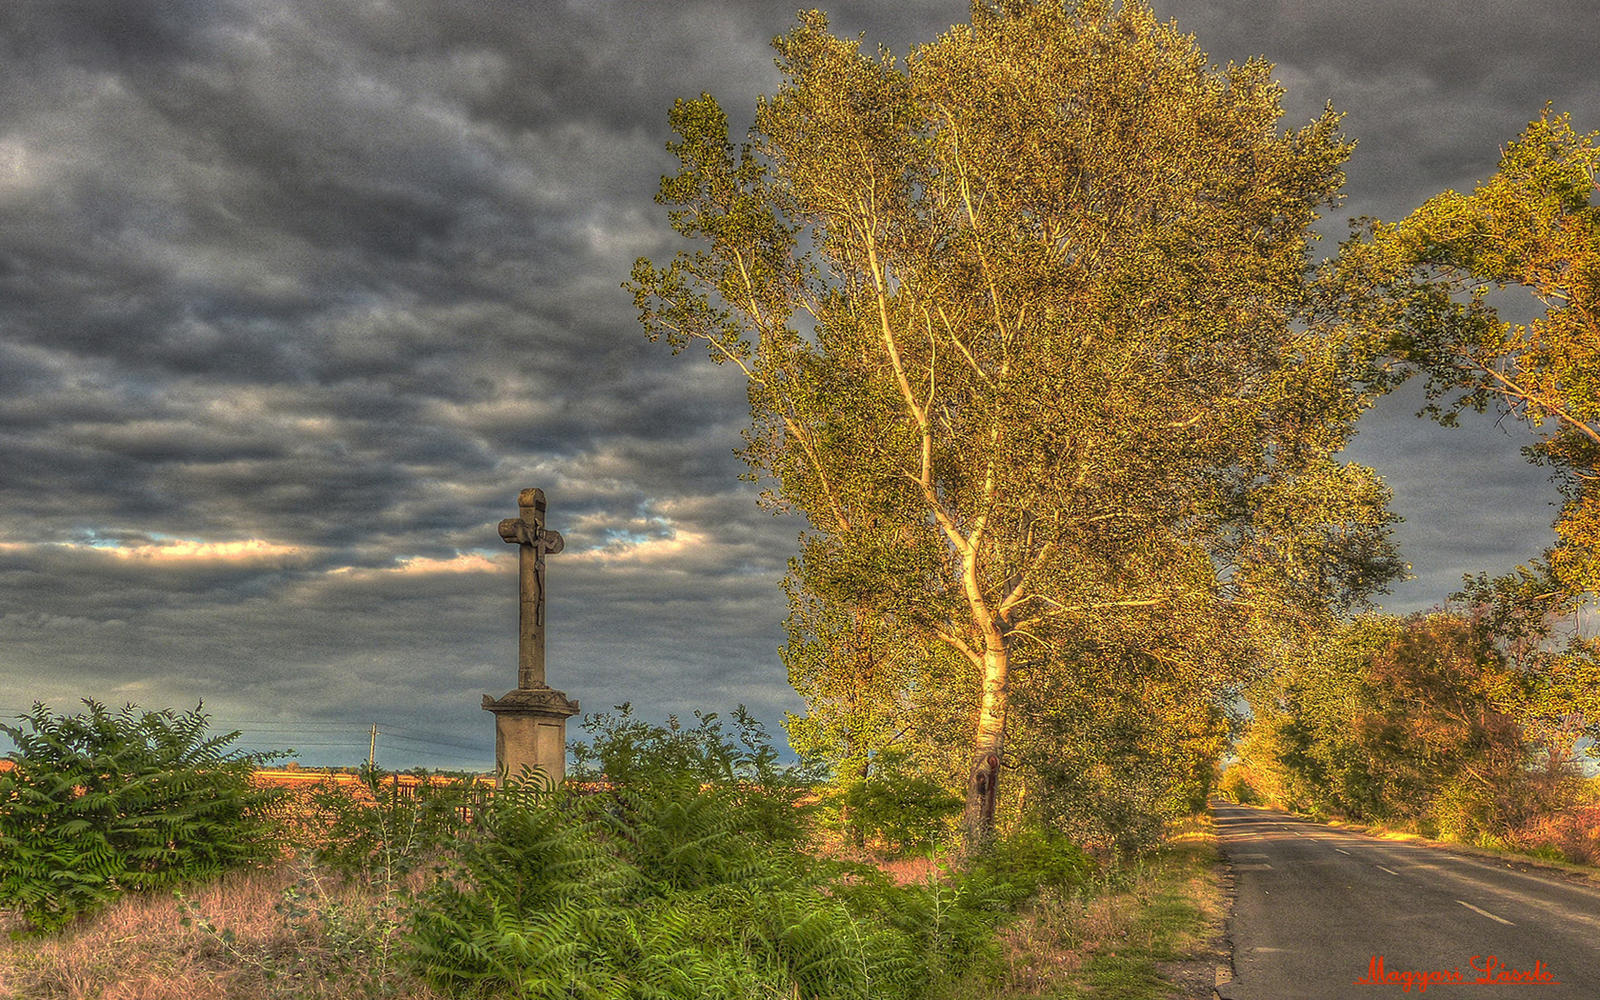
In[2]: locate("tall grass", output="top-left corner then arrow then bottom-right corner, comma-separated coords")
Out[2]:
0,865 -> 450,1000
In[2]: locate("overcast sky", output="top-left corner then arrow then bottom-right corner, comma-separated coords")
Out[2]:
0,0 -> 1592,768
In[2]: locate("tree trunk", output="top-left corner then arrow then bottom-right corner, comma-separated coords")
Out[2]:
850,759 -> 870,848
961,636 -> 1009,849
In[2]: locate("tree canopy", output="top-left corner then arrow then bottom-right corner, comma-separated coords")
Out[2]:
1336,110 -> 1600,593
630,0 -> 1400,841
1236,605 -> 1594,843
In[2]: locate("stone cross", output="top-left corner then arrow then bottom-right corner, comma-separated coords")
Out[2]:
498,488 -> 564,690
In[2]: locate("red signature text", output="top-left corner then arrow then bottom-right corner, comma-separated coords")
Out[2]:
1354,955 -> 1560,992
1355,956 -> 1462,993
1470,954 -> 1558,985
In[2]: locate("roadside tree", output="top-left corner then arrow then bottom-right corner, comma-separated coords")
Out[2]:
1455,564 -> 1600,777
630,0 -> 1401,838
1337,110 -> 1600,592
1242,613 -> 1571,840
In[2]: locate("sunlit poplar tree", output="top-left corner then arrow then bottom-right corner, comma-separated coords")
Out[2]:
631,0 -> 1400,838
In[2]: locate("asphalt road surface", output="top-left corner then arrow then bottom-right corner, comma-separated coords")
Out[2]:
1215,802 -> 1600,1000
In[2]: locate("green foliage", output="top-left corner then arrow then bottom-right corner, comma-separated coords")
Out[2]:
1239,616 -> 1403,818
1240,612 -> 1582,840
1216,768 -> 1260,806
1455,563 -> 1600,770
967,827 -> 1095,900
1335,109 -> 1600,593
171,767 -> 486,997
406,778 -> 633,996
0,700 -> 286,933
251,767 -> 485,991
840,770 -> 964,856
407,708 -> 1019,999
1308,108 -> 1600,847
782,538 -> 974,799
631,0 -> 1401,837
570,703 -> 814,859
306,766 -> 481,883
570,703 -> 794,787
1012,648 -> 1230,856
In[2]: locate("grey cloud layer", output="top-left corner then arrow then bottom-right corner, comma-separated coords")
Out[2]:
1161,0 -> 1600,219
0,0 -> 1590,764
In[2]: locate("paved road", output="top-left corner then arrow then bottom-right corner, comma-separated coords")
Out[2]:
1214,802 -> 1600,1000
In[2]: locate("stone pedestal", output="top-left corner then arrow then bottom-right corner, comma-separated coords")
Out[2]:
482,685 -> 579,786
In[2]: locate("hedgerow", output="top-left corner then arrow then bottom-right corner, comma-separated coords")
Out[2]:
2,699 -> 1102,999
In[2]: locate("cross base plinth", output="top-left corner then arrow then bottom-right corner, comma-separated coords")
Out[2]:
482,686 -> 579,786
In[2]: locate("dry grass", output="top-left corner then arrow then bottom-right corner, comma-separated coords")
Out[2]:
0,796 -> 1238,1000
870,853 -> 947,885
804,815 -> 955,886
990,815 -> 1225,1000
1315,791 -> 1600,874
993,884 -> 1109,993
0,864 -> 451,1000
1509,802 -> 1600,866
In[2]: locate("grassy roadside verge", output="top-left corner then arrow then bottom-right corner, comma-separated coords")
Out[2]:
985,813 -> 1228,1000
0,864 -> 449,1000
2,816 -> 1231,1000
1316,814 -> 1600,886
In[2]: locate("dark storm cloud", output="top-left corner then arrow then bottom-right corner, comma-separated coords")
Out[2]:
1341,384 -> 1562,610
0,0 -> 1590,764
1158,0 -> 1600,220
0,0 -> 807,762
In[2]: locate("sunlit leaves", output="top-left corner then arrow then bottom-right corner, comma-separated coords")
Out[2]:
1336,109 -> 1600,593
1241,610 -> 1591,840
630,0 -> 1402,835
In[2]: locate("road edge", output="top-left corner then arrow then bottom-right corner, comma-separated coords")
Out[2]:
1208,800 -> 1241,1000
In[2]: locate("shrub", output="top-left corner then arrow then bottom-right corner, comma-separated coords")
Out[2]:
225,767 -> 488,989
1509,803 -> 1600,865
305,766 -> 481,882
840,771 -> 963,856
969,827 -> 1096,899
407,707 -> 1015,999
0,700 -> 286,933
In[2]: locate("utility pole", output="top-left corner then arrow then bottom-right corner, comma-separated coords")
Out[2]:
367,723 -> 379,770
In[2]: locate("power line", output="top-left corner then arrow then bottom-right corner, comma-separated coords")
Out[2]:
380,732 -> 490,754
214,719 -> 491,754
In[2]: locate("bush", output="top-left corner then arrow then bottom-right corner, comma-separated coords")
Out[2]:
407,707 -> 1015,999
1509,802 -> 1600,866
305,766 -> 481,882
0,700 -> 286,933
969,827 -> 1096,899
840,771 -> 963,856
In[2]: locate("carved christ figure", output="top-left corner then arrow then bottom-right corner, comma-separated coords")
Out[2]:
499,488 -> 564,689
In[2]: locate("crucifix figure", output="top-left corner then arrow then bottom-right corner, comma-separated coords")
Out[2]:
499,487 -> 564,690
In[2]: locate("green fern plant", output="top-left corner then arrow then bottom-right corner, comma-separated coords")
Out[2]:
407,780 -> 633,997
0,700 -> 287,933
407,707 -> 1018,1000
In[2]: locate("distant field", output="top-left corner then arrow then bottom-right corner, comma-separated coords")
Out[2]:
248,767 -> 490,792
